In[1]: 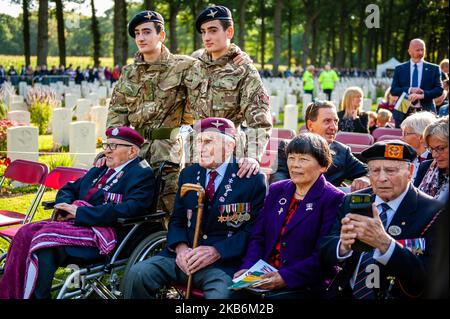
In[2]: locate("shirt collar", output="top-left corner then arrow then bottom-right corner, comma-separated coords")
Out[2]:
374,183 -> 410,212
109,158 -> 135,173
206,155 -> 232,177
410,59 -> 424,67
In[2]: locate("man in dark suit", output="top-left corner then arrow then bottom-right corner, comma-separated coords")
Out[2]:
391,38 -> 443,118
270,101 -> 369,190
320,140 -> 444,299
123,117 -> 267,299
0,126 -> 155,299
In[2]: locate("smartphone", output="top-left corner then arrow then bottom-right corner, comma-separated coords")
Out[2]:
348,193 -> 373,252
349,194 -> 372,217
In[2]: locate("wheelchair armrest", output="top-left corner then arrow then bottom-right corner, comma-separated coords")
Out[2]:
42,200 -> 56,210
116,210 -> 167,226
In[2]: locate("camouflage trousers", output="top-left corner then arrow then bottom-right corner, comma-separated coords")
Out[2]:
150,162 -> 180,217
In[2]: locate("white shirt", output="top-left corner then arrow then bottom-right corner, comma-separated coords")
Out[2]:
409,59 -> 424,89
205,156 -> 232,192
336,186 -> 410,288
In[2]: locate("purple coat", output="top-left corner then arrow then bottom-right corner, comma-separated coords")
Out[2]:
240,175 -> 345,289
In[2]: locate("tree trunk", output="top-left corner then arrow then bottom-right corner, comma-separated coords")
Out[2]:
238,0 -> 246,50
357,3 -> 364,68
37,0 -> 49,66
347,23 -> 353,67
287,9 -> 292,70
22,0 -> 31,67
400,0 -> 417,61
55,0 -> 66,67
114,0 -> 127,67
336,4 -> 346,68
169,1 -> 180,53
272,0 -> 284,76
90,0 -> 101,67
301,21 -> 311,67
144,0 -> 155,10
365,32 -> 373,69
260,1 -> 266,69
311,17 -> 319,66
191,0 -> 202,51
383,0 -> 394,61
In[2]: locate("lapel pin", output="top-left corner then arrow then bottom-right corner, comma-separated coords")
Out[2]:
278,208 -> 284,215
306,203 -> 313,211
279,198 -> 287,205
388,225 -> 402,236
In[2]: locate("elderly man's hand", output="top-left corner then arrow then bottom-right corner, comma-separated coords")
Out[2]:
410,87 -> 424,94
93,152 -> 107,168
347,203 -> 392,254
256,272 -> 286,290
233,268 -> 249,279
339,215 -> 357,256
175,243 -> 191,275
233,50 -> 253,66
185,246 -> 220,275
350,176 -> 371,192
237,157 -> 260,178
54,203 -> 77,218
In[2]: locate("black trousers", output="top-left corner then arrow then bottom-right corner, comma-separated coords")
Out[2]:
33,246 -> 103,299
324,89 -> 333,101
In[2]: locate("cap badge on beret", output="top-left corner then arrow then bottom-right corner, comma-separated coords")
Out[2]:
384,144 -> 404,160
144,11 -> 154,20
207,10 -> 218,18
112,128 -> 119,136
211,120 -> 224,128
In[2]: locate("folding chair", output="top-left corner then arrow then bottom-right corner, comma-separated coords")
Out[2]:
271,128 -> 296,140
335,132 -> 374,146
347,143 -> 370,153
376,135 -> 403,142
0,160 -> 48,229
372,127 -> 402,141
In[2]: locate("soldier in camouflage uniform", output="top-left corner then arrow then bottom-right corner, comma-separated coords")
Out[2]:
105,11 -> 195,216
185,5 -> 272,177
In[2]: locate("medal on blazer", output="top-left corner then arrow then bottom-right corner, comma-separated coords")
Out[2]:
103,171 -> 124,192
396,238 -> 426,255
186,209 -> 193,227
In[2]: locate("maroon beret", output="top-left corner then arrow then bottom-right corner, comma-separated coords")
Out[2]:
194,117 -> 236,138
105,126 -> 144,147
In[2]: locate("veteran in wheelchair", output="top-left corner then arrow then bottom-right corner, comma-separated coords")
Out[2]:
121,117 -> 267,299
0,126 -> 160,299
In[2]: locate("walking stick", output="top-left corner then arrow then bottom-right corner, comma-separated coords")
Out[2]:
180,183 -> 205,299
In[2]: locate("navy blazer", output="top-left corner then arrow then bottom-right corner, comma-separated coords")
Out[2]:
391,61 -> 443,112
270,140 -> 367,186
413,159 -> 433,188
55,157 -> 155,258
320,185 -> 444,299
241,176 -> 345,290
162,159 -> 267,276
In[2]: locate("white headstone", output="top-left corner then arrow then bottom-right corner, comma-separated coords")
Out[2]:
87,92 -> 100,106
65,93 -> 77,109
317,92 -> 327,101
363,98 -> 372,112
90,106 -> 108,139
18,82 -> 28,97
52,108 -> 73,146
7,110 -> 30,125
269,95 -> 281,123
97,86 -> 107,100
69,121 -> 96,169
284,104 -> 298,132
105,98 -> 111,108
76,99 -> 92,121
287,94 -> 297,106
7,126 -> 39,162
10,101 -> 28,112
302,94 -> 313,120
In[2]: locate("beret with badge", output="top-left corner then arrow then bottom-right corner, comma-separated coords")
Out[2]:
128,10 -> 165,38
194,117 -> 236,139
195,5 -> 233,33
360,140 -> 417,163
105,126 -> 144,147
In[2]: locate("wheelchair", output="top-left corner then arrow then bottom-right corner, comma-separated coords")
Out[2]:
50,161 -> 171,299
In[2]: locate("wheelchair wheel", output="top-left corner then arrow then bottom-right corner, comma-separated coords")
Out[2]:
119,230 -> 167,293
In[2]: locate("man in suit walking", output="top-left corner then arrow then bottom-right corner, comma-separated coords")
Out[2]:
391,39 -> 443,122
123,117 -> 267,299
320,140 -> 444,299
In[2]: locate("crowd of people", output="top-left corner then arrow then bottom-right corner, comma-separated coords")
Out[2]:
0,5 -> 448,301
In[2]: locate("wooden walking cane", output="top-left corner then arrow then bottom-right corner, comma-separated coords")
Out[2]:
180,183 -> 205,299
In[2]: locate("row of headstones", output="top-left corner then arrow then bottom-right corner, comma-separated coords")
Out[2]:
6,121 -> 98,169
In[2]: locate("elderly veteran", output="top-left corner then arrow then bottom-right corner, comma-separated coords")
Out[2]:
235,133 -> 345,298
415,116 -> 449,201
320,140 -> 444,299
0,126 -> 155,299
123,117 -> 267,299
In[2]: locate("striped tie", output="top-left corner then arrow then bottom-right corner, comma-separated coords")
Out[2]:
352,203 -> 389,299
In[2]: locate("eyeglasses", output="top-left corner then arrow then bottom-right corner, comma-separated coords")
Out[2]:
402,131 -> 418,137
426,145 -> 448,155
102,142 -> 133,151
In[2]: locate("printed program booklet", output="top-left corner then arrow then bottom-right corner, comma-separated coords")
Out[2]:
228,259 -> 278,292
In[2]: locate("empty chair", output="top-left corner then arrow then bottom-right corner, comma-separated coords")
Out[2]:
372,127 -> 402,141
271,128 -> 296,140
347,144 -> 370,153
335,132 -> 374,146
0,160 -> 48,228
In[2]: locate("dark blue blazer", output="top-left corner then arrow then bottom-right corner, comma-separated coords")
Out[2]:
413,159 -> 433,188
55,157 -> 155,258
241,176 -> 345,289
391,61 -> 443,112
320,185 -> 444,299
162,159 -> 267,276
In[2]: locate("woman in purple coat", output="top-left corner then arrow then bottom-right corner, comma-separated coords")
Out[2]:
235,133 -> 345,298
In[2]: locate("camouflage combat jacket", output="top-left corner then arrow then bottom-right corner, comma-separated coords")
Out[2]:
184,44 -> 272,161
107,45 -> 195,164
